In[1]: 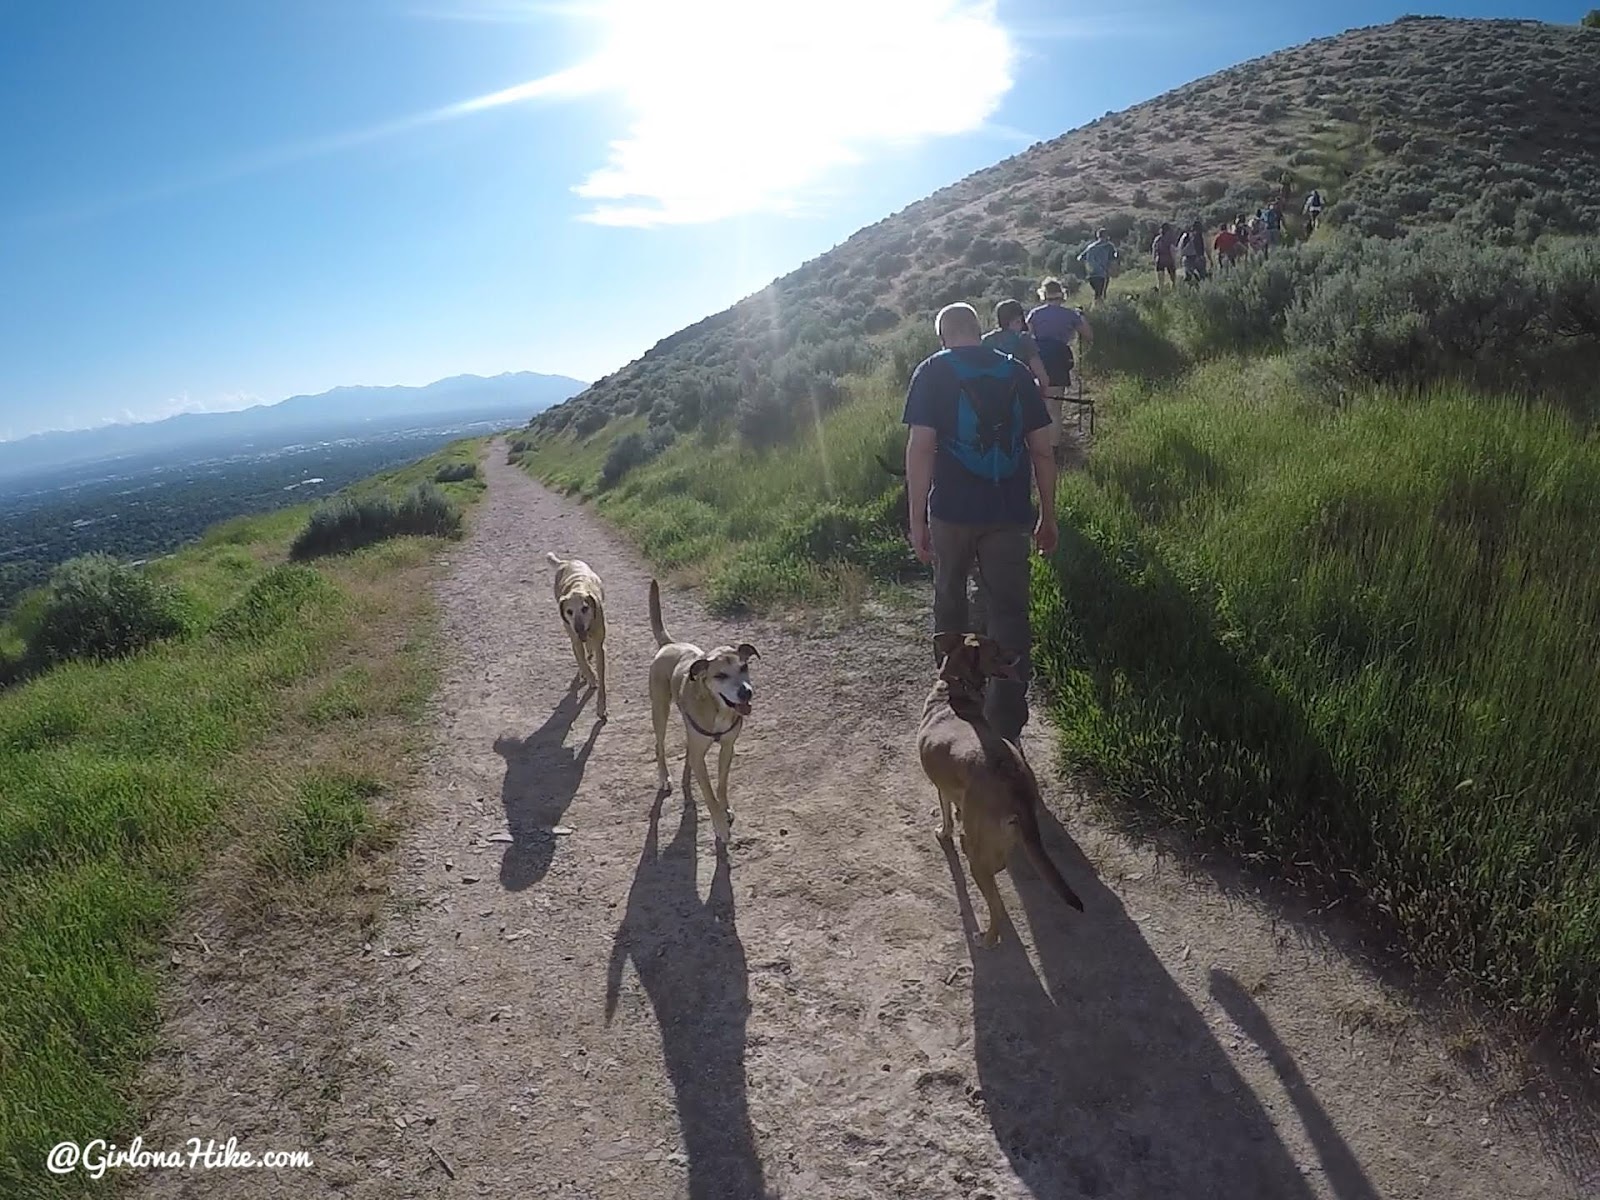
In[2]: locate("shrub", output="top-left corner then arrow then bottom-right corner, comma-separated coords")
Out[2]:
433,462 -> 479,484
736,388 -> 793,451
600,426 -> 675,488
572,407 -> 608,437
885,322 -> 941,381
290,484 -> 463,560
1286,236 -> 1547,393
25,555 -> 190,667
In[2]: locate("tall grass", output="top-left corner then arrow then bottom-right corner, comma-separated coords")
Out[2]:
1033,359 -> 1600,1047
522,372 -> 915,612
0,440 -> 482,1194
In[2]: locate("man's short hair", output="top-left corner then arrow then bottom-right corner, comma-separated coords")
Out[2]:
1095,227 -> 1107,240
994,299 -> 1025,329
1037,277 -> 1065,300
934,302 -> 982,343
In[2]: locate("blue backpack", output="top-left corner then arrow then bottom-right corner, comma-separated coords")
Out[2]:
939,349 -> 1028,483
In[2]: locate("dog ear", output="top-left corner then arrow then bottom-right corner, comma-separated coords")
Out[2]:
736,643 -> 759,662
933,631 -> 967,663
981,643 -> 1023,681
688,658 -> 711,682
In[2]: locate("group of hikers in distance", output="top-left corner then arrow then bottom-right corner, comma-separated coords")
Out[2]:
1071,186 -> 1327,295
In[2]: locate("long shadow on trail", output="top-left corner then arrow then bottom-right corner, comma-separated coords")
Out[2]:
493,684 -> 602,890
605,794 -> 770,1200
953,802 -> 1338,1200
1211,969 -> 1381,1200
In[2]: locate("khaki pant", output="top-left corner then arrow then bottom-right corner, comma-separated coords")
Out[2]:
931,519 -> 1032,742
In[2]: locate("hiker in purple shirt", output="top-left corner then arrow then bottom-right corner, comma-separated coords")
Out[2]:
1026,279 -> 1092,459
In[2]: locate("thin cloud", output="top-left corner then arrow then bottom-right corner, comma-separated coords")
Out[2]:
20,0 -> 1017,233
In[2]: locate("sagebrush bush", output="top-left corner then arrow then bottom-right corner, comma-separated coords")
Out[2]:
601,426 -> 675,488
27,554 -> 190,667
433,462 -> 479,483
290,484 -> 462,560
1284,235 -> 1589,396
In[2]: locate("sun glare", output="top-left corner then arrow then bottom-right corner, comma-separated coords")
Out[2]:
539,0 -> 1017,226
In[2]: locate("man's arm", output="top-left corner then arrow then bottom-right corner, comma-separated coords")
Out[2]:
905,425 -> 938,564
1026,426 -> 1058,555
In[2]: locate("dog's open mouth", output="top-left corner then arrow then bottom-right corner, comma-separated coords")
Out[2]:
734,699 -> 752,716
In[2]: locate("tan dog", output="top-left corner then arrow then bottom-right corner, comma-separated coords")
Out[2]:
547,551 -> 608,720
647,579 -> 758,852
918,632 -> 1083,945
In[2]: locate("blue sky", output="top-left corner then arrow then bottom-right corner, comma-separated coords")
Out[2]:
0,0 -> 1570,440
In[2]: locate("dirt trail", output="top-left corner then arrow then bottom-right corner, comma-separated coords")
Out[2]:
138,439 -> 1597,1199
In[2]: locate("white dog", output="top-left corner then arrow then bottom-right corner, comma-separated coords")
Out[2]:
547,551 -> 608,720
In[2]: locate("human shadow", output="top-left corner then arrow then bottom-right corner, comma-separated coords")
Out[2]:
492,685 -> 602,890
1211,969 -> 1381,1200
955,802 -> 1326,1199
604,794 -> 770,1199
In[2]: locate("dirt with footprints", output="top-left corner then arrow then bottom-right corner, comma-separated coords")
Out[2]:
136,439 -> 1600,1200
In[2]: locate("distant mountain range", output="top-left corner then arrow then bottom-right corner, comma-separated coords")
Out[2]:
0,371 -> 585,481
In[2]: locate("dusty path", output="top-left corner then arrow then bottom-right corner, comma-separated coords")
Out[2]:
140,439 -> 1597,1199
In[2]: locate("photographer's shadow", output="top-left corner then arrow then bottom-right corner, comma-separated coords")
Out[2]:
951,802 -> 1355,1199
604,794 -> 770,1200
492,685 -> 601,890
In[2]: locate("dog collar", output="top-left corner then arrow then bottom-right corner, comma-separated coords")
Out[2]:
685,710 -> 743,741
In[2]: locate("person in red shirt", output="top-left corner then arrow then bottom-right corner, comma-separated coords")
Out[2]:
1213,224 -> 1242,270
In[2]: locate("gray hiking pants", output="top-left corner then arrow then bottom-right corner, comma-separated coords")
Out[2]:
931,519 -> 1031,742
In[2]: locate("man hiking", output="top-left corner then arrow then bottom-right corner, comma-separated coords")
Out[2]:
1151,222 -> 1178,289
903,302 -> 1057,743
1076,228 -> 1119,303
1025,279 -> 1092,462
1261,199 -> 1284,255
983,299 -> 1050,395
1179,221 -> 1209,285
1303,187 -> 1325,235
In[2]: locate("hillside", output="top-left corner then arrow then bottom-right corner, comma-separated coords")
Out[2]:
0,370 -> 584,482
531,16 -> 1600,440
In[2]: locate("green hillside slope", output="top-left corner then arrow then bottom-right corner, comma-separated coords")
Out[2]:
531,16 -> 1600,441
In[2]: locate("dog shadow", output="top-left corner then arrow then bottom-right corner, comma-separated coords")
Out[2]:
492,687 -> 602,891
945,802 -> 1357,1199
604,794 -> 771,1200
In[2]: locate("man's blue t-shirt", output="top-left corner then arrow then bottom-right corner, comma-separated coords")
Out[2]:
901,345 -> 1050,527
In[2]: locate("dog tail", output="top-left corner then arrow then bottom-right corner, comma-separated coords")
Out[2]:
546,551 -> 563,565
875,451 -> 907,478
648,579 -> 671,647
1011,797 -> 1085,913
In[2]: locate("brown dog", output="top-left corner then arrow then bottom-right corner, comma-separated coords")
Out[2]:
647,579 -> 759,853
917,631 -> 1083,945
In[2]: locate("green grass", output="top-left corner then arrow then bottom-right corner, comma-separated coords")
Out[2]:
520,375 -> 915,613
255,773 -> 393,878
0,439 -> 484,1195
1033,358 -> 1600,1051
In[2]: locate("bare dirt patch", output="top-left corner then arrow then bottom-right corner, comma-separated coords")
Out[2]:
133,441 -> 1598,1200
